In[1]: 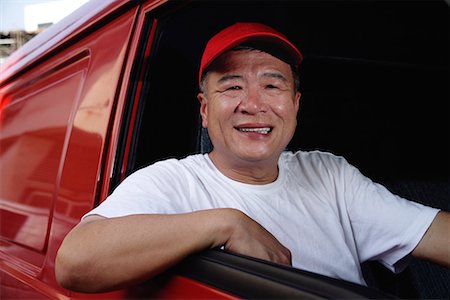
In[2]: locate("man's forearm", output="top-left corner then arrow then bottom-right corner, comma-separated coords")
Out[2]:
55,209 -> 234,293
412,211 -> 450,268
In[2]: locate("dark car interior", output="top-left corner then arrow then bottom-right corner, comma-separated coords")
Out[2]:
114,1 -> 449,298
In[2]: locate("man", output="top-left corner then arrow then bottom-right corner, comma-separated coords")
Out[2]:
56,22 -> 449,293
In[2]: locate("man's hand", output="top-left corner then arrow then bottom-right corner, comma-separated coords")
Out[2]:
221,209 -> 292,266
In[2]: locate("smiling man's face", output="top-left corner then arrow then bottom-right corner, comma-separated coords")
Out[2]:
198,49 -> 300,180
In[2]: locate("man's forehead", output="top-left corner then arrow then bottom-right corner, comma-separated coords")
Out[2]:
215,72 -> 288,82
208,48 -> 292,73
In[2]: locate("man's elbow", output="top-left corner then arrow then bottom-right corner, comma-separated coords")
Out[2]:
55,246 -> 99,293
56,216 -> 109,292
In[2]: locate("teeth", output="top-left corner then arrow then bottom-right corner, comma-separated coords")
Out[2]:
239,127 -> 271,134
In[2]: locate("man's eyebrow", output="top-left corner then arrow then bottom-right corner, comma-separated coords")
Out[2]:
217,74 -> 242,83
261,72 -> 288,82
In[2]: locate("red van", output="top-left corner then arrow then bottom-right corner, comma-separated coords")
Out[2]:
1,0 -> 448,298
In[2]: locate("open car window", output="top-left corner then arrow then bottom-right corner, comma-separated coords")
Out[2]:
122,0 -> 448,183
112,1 -> 448,298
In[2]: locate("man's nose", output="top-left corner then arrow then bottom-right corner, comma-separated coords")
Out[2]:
237,87 -> 267,114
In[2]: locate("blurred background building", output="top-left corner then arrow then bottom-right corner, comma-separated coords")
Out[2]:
0,0 -> 89,65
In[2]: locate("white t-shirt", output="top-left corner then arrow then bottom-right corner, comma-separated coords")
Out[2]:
85,150 -> 439,285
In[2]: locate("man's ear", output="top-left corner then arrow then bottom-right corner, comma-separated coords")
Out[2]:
197,93 -> 208,128
294,91 -> 301,113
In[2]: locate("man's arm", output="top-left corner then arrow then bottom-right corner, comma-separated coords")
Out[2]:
412,211 -> 450,268
55,208 -> 291,293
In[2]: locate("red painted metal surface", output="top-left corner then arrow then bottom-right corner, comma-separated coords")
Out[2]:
0,1 -> 140,298
0,0 -> 131,85
148,276 -> 240,299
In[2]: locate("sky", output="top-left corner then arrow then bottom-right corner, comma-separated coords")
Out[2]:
0,0 -> 89,32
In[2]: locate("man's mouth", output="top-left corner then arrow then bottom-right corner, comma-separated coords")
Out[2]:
237,127 -> 272,135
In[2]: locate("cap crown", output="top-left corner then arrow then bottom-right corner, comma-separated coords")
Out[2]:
199,22 -> 303,83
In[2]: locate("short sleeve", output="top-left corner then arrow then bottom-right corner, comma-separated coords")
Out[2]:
342,161 -> 439,272
83,159 -> 190,219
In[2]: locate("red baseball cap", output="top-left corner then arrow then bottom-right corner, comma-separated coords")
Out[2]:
199,22 -> 303,83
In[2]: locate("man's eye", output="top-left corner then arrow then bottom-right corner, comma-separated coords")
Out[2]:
226,86 -> 241,91
266,84 -> 278,89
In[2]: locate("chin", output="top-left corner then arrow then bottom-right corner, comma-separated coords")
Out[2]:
236,148 -> 280,163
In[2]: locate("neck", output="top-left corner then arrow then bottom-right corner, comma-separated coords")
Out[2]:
208,151 -> 279,184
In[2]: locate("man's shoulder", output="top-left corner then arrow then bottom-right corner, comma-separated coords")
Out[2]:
282,149 -> 346,164
128,154 -> 207,179
281,150 -> 352,178
146,153 -> 207,168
